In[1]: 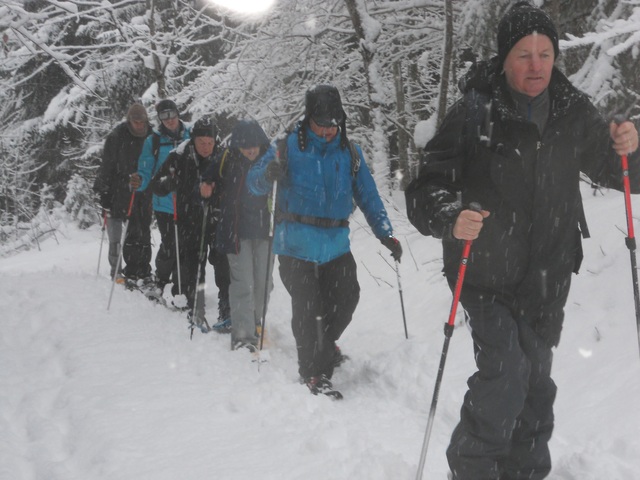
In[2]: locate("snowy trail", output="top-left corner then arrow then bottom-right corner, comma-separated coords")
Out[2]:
1,187 -> 640,479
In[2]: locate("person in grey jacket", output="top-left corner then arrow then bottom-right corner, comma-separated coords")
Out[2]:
406,2 -> 639,479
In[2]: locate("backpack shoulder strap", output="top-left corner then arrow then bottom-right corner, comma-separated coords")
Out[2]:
348,140 -> 360,177
463,90 -> 492,147
151,132 -> 161,174
218,149 -> 230,178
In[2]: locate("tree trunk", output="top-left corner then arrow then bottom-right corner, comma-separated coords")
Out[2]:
147,0 -> 167,99
393,61 -> 410,190
436,0 -> 453,127
344,0 -> 377,128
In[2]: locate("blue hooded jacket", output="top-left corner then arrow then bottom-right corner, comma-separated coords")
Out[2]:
247,124 -> 393,264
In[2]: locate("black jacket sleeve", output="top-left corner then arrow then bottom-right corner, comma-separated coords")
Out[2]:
93,131 -> 120,209
405,99 -> 467,239
151,151 -> 178,197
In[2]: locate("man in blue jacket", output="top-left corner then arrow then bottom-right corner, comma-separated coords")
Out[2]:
130,99 -> 190,299
248,84 -> 402,398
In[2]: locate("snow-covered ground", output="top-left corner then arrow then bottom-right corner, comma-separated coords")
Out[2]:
1,185 -> 639,480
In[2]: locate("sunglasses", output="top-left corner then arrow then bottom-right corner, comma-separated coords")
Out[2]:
158,109 -> 179,121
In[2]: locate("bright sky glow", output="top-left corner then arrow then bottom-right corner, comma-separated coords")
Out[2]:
207,0 -> 275,14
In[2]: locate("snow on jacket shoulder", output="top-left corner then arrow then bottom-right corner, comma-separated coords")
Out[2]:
248,126 -> 393,264
136,123 -> 190,214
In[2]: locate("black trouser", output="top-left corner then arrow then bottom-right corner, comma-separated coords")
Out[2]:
279,252 -> 360,380
175,210 -> 230,315
209,245 -> 230,318
121,194 -> 152,279
154,211 -> 176,287
447,287 -> 557,480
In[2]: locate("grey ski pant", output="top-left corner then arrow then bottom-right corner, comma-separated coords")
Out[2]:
227,238 -> 273,346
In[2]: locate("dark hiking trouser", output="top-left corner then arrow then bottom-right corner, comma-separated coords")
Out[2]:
121,196 -> 152,279
209,242 -> 230,319
106,198 -> 152,279
175,214 -> 230,316
447,289 -> 557,480
279,252 -> 360,380
155,212 -> 176,288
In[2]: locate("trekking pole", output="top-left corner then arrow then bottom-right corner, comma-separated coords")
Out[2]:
173,192 -> 182,296
415,202 -> 481,480
257,179 -> 278,370
107,192 -> 136,310
190,203 -> 212,340
395,260 -> 409,339
96,209 -> 107,277
614,115 -> 640,358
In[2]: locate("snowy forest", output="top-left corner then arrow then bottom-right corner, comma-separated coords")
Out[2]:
0,0 -> 639,252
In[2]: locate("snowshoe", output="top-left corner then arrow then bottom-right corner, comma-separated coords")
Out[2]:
331,345 -> 349,369
304,375 -> 343,400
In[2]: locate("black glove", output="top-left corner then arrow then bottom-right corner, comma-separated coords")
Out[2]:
381,236 -> 402,263
265,160 -> 285,183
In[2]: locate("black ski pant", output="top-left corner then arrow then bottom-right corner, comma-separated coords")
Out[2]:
175,212 -> 230,317
447,287 -> 557,480
154,211 -> 176,288
279,252 -> 360,380
209,245 -> 230,319
121,194 -> 152,279
106,195 -> 152,280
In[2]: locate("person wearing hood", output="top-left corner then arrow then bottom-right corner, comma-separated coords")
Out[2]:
200,119 -> 276,350
130,99 -> 190,300
152,116 -> 230,328
405,2 -> 640,479
247,84 -> 402,398
93,103 -> 153,284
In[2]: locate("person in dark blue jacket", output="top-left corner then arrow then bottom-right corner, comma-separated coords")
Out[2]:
200,119 -> 276,351
247,84 -> 402,397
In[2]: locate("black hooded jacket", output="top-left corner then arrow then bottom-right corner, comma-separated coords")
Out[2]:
406,59 -> 640,346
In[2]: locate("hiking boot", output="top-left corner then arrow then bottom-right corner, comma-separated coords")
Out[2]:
212,317 -> 231,333
304,374 -> 343,400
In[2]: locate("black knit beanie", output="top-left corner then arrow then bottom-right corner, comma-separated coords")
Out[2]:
191,116 -> 217,139
497,1 -> 559,70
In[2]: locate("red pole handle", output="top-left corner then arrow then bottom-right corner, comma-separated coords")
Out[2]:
172,192 -> 178,222
447,240 -> 472,327
126,191 -> 136,218
621,154 -> 635,240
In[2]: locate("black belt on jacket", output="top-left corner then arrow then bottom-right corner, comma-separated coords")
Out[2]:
277,211 -> 349,228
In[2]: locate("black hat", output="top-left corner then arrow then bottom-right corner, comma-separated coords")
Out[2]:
191,116 -> 217,139
155,99 -> 179,117
230,119 -> 269,149
497,1 -> 559,69
305,84 -> 346,127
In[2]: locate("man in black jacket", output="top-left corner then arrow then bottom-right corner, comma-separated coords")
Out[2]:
152,116 -> 230,329
406,2 -> 639,479
93,103 -> 152,282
